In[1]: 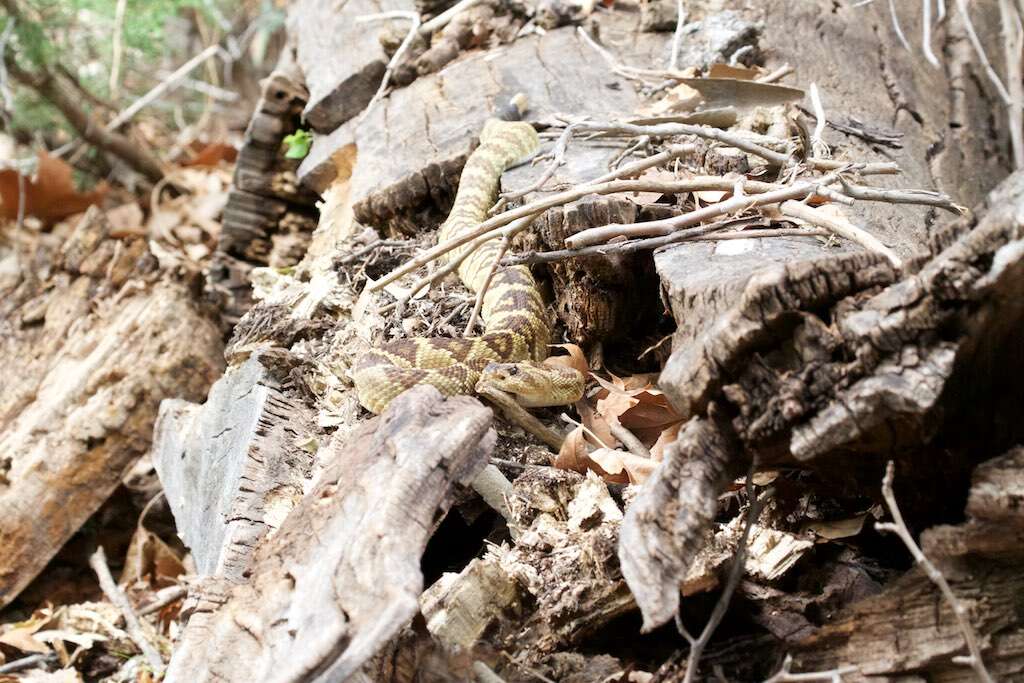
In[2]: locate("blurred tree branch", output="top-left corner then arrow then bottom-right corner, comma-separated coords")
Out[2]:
0,0 -> 165,183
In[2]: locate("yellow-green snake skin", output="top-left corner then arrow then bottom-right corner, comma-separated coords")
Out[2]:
353,118 -> 583,414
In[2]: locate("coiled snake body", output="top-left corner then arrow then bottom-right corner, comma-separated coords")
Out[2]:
353,118 -> 584,415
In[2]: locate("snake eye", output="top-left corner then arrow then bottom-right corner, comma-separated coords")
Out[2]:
508,366 -> 518,376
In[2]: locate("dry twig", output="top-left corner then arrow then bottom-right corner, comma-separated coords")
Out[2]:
677,468 -> 766,683
609,421 -> 651,459
875,461 -> 995,683
503,225 -> 829,265
89,546 -> 164,671
778,199 -> 902,268
762,655 -> 858,683
463,234 -> 512,335
565,171 -> 844,248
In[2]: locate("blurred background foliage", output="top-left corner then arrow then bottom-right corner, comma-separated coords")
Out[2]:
1,0 -> 286,175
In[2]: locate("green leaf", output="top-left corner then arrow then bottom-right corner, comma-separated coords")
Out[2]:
283,129 -> 312,159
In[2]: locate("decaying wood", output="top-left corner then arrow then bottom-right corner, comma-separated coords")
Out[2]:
0,207 -> 224,609
289,0 -> 418,133
154,0 -> 1024,679
785,447 -> 1024,681
152,353 -> 316,581
163,386 -> 495,682
623,166 -> 1024,631
209,49 -> 319,326
299,14 -> 669,230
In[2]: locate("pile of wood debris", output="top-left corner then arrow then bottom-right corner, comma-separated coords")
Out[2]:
3,0 -> 1024,681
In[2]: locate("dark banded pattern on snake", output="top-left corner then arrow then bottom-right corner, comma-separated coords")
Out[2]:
353,118 -> 585,414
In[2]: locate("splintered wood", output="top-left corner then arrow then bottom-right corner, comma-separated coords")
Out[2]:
0,208 -> 224,610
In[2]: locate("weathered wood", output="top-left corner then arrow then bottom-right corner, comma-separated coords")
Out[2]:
654,0 -> 1008,384
299,14 -> 669,231
152,353 -> 316,580
786,447 -> 1024,681
623,164 -> 1024,630
0,207 -> 224,609
163,386 -> 495,683
289,0 -> 416,133
211,50 -> 320,325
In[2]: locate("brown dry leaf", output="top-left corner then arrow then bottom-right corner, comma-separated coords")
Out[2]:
588,447 -> 657,484
122,524 -> 185,589
544,342 -> 590,376
677,78 -> 804,110
708,62 -> 764,80
577,400 -> 616,450
554,425 -> 590,474
593,374 -> 683,445
0,610 -> 53,654
801,515 -> 867,541
181,142 -> 238,167
0,153 -> 107,223
649,420 -> 682,460
641,82 -> 703,117
0,626 -> 50,654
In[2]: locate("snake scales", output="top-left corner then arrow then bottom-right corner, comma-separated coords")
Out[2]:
353,117 -> 584,414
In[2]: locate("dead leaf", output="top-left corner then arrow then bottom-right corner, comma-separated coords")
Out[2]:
676,78 -> 804,110
554,425 -> 590,474
588,447 -> 657,484
544,343 -> 590,376
708,63 -> 764,80
644,82 -> 703,116
0,153 -> 108,223
649,421 -> 682,460
181,142 -> 238,167
693,189 -> 728,204
0,626 -> 49,654
122,523 -> 185,589
592,374 -> 683,445
801,515 -> 867,541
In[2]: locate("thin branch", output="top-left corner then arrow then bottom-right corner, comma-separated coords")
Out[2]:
678,468 -> 766,683
757,63 -> 794,83
564,172 -> 843,248
837,179 -> 965,213
922,0 -> 941,68
106,44 -> 221,132
889,0 -> 913,51
356,11 -> 421,120
999,0 -> 1024,168
109,0 -> 128,99
369,148 -> 705,291
89,546 -> 164,671
0,653 -> 58,674
779,199 -> 901,268
500,122 -> 580,202
576,26 -> 690,82
574,121 -> 899,175
669,0 -> 687,72
420,0 -> 485,34
609,421 -> 652,459
875,461 -> 995,683
137,585 -> 188,617
762,655 -> 858,683
503,226 -> 829,266
956,0 -> 1013,105
463,234 -> 512,336
808,83 -> 829,158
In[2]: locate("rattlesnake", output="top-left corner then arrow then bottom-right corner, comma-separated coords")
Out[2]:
353,114 -> 584,414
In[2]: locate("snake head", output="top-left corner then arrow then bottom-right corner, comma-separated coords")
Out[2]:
477,361 -> 584,408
